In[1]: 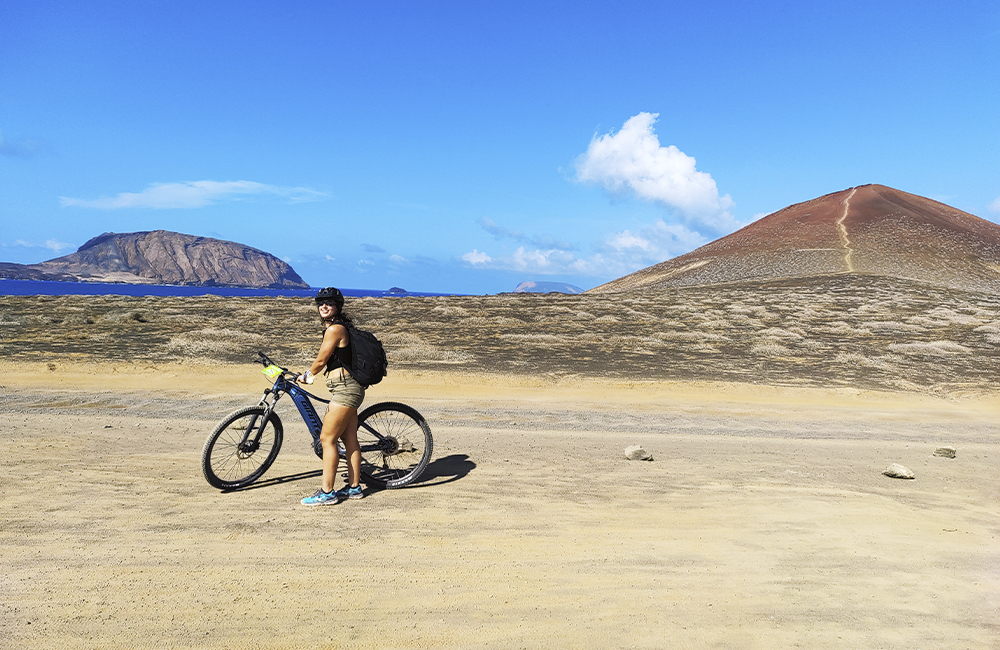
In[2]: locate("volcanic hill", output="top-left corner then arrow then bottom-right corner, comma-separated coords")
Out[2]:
0,230 -> 308,288
590,184 -> 1000,294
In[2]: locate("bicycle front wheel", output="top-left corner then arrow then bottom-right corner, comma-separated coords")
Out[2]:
202,406 -> 283,489
356,402 -> 433,488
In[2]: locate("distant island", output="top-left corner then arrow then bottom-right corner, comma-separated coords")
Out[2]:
514,281 -> 584,294
0,230 -> 308,289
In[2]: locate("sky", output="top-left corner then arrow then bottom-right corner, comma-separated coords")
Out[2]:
2,0 -> 998,294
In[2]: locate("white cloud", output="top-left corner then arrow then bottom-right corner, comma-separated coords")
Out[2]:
479,217 -> 574,250
989,196 -> 1000,216
460,218 -> 708,279
389,254 -> 407,264
575,112 -> 738,231
606,231 -> 650,252
59,180 -> 327,209
324,255 -> 336,262
4,238 -> 71,252
461,249 -> 492,265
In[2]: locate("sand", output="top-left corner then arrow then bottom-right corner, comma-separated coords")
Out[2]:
2,363 -> 998,649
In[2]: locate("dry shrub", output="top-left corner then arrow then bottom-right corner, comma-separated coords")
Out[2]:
973,322 -> 1000,344
697,319 -> 731,329
603,334 -> 664,347
501,333 -> 565,343
819,322 -> 872,336
461,316 -> 527,328
430,306 -> 470,317
868,321 -> 923,333
388,345 -> 474,363
165,328 -> 267,355
793,307 -> 835,319
759,327 -> 804,339
926,307 -> 983,326
726,314 -> 759,326
100,310 -> 153,324
623,309 -> 657,320
380,332 -> 424,347
833,352 -> 897,368
750,342 -> 792,357
887,341 -> 972,356
656,331 -> 730,342
381,332 -> 475,364
905,316 -> 950,328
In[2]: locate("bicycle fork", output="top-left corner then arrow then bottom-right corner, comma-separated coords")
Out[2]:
234,390 -> 280,453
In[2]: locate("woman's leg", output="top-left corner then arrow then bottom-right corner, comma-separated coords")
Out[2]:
340,410 -> 361,488
320,403 -> 355,493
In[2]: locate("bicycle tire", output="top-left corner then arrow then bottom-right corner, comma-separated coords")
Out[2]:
202,406 -> 283,489
355,401 -> 433,488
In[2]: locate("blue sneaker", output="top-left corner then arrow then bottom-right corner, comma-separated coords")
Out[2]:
336,484 -> 364,500
301,489 -> 341,506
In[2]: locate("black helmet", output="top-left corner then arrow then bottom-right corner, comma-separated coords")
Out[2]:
314,287 -> 344,307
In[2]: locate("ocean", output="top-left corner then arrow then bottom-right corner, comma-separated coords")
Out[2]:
0,279 -> 459,299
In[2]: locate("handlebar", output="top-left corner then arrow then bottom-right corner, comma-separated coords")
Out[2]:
255,351 -> 301,381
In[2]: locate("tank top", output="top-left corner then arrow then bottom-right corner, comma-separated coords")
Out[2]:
324,324 -> 352,373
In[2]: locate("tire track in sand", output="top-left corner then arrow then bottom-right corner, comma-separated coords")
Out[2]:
837,188 -> 857,272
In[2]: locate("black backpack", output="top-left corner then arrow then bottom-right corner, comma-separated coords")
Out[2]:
345,325 -> 388,388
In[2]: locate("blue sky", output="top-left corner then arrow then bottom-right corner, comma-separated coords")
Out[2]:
2,0 -> 998,294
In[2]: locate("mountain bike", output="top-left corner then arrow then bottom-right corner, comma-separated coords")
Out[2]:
201,352 -> 433,490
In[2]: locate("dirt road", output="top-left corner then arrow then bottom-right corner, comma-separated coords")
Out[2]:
2,365 -> 998,649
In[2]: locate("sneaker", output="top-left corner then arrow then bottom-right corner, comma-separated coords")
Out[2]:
301,489 -> 341,506
336,484 -> 364,500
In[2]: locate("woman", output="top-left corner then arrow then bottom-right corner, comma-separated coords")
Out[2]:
298,287 -> 365,506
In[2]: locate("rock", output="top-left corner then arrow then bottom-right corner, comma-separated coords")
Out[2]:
883,463 -> 915,479
933,446 -> 957,458
624,445 -> 652,461
20,230 -> 308,288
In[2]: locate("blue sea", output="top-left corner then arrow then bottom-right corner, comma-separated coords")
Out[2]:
0,279 -> 459,299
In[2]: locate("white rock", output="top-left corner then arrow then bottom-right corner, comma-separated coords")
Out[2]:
624,445 -> 652,461
883,463 -> 915,479
933,446 -> 957,458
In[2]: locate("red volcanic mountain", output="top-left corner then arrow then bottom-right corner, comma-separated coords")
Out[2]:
590,184 -> 1000,293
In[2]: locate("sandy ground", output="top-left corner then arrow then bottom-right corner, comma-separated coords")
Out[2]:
2,362 -> 998,649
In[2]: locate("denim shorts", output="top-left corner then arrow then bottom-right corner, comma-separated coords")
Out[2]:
325,369 -> 365,410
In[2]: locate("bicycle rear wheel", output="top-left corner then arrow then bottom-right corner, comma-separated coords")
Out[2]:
202,406 -> 283,489
355,402 -> 433,488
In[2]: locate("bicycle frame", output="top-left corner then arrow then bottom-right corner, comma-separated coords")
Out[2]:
253,369 -> 385,457
247,373 -> 327,452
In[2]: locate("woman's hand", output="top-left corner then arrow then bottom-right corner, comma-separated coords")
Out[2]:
298,370 -> 315,384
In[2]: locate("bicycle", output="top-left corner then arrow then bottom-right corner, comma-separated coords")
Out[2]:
201,352 -> 433,490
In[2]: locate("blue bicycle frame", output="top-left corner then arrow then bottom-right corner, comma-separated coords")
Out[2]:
257,368 -> 382,459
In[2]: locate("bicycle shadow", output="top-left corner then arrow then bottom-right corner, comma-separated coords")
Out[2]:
221,469 -> 322,493
219,454 -> 475,494
379,453 -> 477,490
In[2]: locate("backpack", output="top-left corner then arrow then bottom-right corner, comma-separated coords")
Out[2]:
345,324 -> 388,388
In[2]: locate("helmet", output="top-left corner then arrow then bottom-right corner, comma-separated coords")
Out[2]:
314,287 -> 344,307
